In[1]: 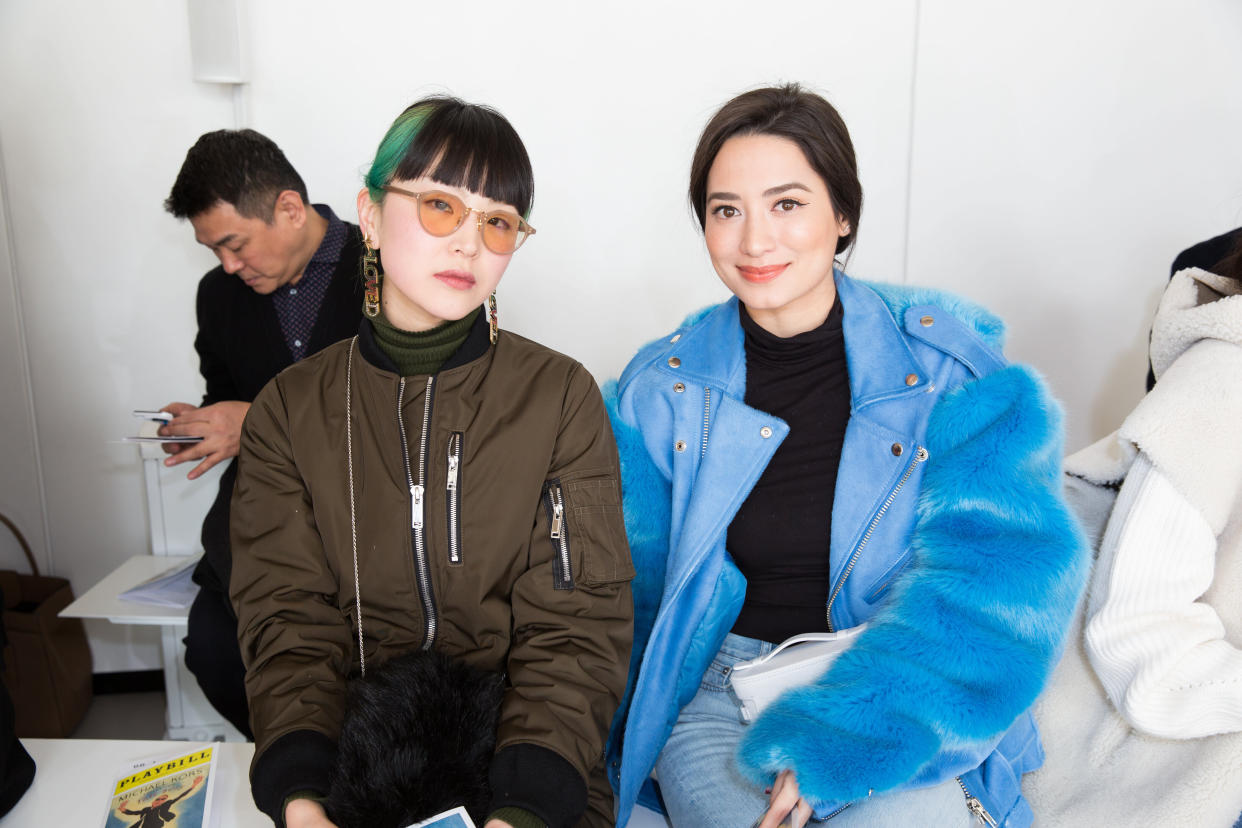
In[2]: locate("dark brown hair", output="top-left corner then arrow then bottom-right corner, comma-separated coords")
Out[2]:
689,83 -> 862,256
165,129 -> 309,221
1216,231 -> 1242,283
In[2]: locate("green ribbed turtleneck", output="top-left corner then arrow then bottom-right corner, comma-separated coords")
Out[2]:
371,306 -> 481,376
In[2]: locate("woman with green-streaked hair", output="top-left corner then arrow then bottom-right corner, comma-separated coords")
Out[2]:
229,96 -> 634,828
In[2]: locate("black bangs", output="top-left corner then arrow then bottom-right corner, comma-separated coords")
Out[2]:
392,99 -> 535,217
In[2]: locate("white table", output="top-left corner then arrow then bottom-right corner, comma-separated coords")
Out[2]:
60,554 -> 243,742
3,738 -> 268,827
53,448 -> 243,742
61,555 -> 194,625
3,739 -> 670,827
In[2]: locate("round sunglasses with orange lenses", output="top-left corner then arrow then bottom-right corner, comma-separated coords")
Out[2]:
382,185 -> 536,255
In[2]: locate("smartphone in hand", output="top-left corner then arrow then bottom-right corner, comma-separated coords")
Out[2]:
132,409 -> 175,423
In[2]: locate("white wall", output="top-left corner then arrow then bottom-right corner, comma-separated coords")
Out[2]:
907,0 -> 1242,445
0,0 -> 237,669
243,0 -> 920,377
0,0 -> 1238,670
0,143 -> 49,576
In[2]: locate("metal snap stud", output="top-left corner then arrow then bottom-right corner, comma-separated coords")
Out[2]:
674,440 -> 686,452
891,443 -> 904,456
920,315 -> 934,327
673,382 -> 685,393
905,373 -> 919,386
760,426 -> 773,439
668,356 -> 682,368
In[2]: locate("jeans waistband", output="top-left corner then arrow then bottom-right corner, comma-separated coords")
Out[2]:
717,631 -> 776,662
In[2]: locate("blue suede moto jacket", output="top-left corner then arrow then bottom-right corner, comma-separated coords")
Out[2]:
604,272 -> 1088,827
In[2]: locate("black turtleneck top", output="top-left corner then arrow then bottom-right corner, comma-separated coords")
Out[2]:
727,299 -> 852,643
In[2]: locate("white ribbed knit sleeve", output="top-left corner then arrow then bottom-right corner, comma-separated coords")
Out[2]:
1084,452 -> 1242,738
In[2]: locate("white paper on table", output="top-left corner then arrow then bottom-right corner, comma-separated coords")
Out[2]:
118,557 -> 200,608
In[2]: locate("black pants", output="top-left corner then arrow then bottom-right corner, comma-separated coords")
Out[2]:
184,584 -> 252,739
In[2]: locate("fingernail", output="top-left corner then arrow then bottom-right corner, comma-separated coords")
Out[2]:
764,787 -> 772,794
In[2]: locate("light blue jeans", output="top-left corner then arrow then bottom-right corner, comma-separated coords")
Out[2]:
654,633 -> 978,828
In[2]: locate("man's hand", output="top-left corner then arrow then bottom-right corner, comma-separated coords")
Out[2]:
157,400 -> 250,480
284,798 -> 338,828
756,769 -> 814,828
156,402 -> 198,457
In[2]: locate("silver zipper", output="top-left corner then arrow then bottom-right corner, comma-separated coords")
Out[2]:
397,376 -> 438,650
700,387 -> 712,459
825,446 -> 928,631
956,777 -> 998,827
550,498 -> 564,538
546,480 -> 574,589
819,802 -> 853,820
446,432 -> 462,565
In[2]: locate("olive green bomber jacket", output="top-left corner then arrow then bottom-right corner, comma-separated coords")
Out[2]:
230,319 -> 635,826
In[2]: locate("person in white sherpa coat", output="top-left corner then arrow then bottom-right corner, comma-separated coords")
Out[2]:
1024,263 -> 1242,827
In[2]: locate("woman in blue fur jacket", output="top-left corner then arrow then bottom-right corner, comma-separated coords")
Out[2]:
604,84 -> 1088,828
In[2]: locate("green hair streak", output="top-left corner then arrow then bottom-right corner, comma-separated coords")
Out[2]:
364,104 -> 434,202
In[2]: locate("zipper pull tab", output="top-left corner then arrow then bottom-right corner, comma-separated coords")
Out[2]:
447,454 -> 459,491
550,499 -> 564,539
411,484 -> 424,529
965,797 -> 998,828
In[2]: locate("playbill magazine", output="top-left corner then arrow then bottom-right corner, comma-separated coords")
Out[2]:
102,744 -> 216,828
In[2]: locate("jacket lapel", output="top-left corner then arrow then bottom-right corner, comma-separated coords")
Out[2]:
659,299 -> 788,596
837,273 -> 928,409
666,393 -> 787,594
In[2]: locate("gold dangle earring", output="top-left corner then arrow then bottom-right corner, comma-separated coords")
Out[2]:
488,291 -> 498,345
362,237 -> 381,318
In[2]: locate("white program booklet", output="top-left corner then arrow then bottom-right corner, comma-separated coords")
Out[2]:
102,744 -> 218,828
118,557 -> 200,608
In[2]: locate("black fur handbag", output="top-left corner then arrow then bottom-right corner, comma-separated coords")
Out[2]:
324,650 -> 504,828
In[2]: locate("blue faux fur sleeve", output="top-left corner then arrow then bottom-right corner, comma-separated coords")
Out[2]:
737,365 -> 1089,803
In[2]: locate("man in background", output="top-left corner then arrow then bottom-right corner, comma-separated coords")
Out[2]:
160,129 -> 362,737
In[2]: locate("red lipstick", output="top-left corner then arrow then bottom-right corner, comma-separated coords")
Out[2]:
737,264 -> 788,283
